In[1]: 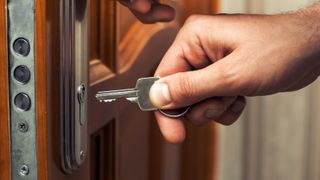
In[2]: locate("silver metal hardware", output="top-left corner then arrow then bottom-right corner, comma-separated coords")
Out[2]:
77,84 -> 86,104
60,0 -> 89,173
7,0 -> 38,179
14,65 -> 31,84
80,150 -> 85,161
18,164 -> 30,176
13,38 -> 30,57
96,77 -> 191,118
96,77 -> 160,111
159,106 -> 191,118
17,120 -> 29,133
14,93 -> 31,111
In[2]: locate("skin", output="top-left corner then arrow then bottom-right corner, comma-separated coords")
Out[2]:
119,0 -> 320,143
118,0 -> 175,23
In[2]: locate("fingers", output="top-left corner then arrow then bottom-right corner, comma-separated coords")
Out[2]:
214,96 -> 246,125
130,0 -> 152,13
119,0 -> 175,23
131,2 -> 175,23
154,111 -> 186,144
149,55 -> 240,109
119,0 -> 151,12
155,96 -> 245,143
186,96 -> 236,125
186,96 -> 246,126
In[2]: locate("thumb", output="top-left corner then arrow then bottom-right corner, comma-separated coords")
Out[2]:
149,57 -> 239,109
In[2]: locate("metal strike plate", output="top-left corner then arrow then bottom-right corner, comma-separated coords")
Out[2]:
60,0 -> 89,173
7,0 -> 38,179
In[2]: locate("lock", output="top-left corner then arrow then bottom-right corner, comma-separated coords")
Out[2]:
77,83 -> 87,125
60,0 -> 88,173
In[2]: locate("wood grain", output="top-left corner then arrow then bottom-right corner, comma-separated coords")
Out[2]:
181,123 -> 217,180
44,0 -> 219,179
90,0 -> 116,70
35,0 -> 48,179
0,0 -> 10,179
176,2 -> 219,180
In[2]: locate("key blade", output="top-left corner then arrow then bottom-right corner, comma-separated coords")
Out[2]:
135,77 -> 160,111
101,99 -> 116,103
95,88 -> 138,101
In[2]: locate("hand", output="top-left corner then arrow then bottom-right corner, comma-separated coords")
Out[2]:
149,6 -> 320,143
118,0 -> 175,23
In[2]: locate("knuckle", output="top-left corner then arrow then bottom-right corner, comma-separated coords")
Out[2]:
184,15 -> 207,29
185,15 -> 202,24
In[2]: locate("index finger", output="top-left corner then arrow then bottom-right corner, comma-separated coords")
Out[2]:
155,42 -> 192,77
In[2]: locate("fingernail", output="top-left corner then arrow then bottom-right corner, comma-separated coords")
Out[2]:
149,82 -> 171,107
231,100 -> 245,113
205,109 -> 224,119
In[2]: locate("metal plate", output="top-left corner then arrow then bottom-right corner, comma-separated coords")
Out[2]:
60,0 -> 89,173
7,0 -> 38,179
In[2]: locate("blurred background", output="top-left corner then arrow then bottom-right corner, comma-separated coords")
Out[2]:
217,1 -> 320,180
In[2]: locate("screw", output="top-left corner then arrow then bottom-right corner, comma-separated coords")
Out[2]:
18,120 -> 28,133
19,164 -> 29,176
13,38 -> 30,57
80,150 -> 85,161
77,84 -> 86,104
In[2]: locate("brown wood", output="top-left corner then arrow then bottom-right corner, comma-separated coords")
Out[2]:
43,1 -> 220,180
35,0 -> 49,179
0,0 -> 10,179
181,123 -> 217,180
46,0 -> 64,178
90,0 -> 116,70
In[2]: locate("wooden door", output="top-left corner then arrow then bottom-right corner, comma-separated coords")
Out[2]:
0,0 -> 219,180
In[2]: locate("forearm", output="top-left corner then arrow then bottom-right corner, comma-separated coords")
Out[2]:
295,3 -> 320,72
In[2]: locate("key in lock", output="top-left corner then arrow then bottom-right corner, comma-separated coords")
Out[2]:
95,77 -> 191,118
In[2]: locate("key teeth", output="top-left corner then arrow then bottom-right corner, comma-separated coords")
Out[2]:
103,99 -> 116,103
126,97 -> 138,103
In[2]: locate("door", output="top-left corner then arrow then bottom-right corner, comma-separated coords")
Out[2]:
0,0 -> 219,180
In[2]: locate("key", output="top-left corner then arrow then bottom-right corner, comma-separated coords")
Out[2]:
95,77 -> 191,118
95,77 -> 160,111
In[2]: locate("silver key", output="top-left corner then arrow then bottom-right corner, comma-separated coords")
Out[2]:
95,77 -> 160,111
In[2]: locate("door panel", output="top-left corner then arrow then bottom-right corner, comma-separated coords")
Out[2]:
0,0 -> 219,179
1,0 -> 220,179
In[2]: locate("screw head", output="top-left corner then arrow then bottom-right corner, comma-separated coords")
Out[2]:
13,38 -> 30,57
19,164 -> 29,176
18,120 -> 28,133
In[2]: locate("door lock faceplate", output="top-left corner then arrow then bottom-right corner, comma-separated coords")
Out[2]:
60,0 -> 89,173
7,0 -> 38,179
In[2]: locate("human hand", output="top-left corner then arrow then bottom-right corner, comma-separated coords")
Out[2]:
149,8 -> 320,143
118,0 -> 175,23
